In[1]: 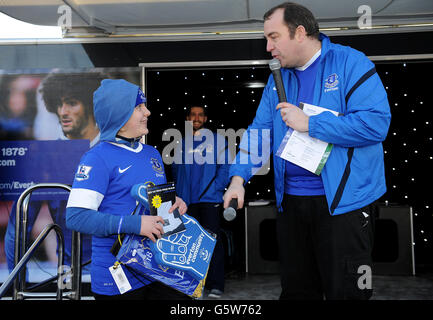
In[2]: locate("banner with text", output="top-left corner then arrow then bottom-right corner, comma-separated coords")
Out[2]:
0,140 -> 90,201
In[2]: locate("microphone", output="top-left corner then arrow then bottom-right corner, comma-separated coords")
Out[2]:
268,58 -> 287,103
223,198 -> 238,221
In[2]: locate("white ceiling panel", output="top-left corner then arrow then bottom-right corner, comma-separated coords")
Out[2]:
0,0 -> 432,40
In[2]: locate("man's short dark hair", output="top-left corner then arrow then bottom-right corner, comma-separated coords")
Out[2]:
263,2 -> 320,40
186,105 -> 207,117
40,72 -> 104,117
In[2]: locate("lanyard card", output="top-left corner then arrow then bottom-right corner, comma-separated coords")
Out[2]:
109,263 -> 132,294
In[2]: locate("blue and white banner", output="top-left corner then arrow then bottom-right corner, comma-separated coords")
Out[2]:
0,140 -> 90,200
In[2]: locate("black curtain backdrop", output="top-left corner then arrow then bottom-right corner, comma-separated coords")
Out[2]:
145,61 -> 433,269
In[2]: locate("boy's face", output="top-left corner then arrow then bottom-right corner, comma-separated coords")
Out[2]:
118,103 -> 151,138
57,97 -> 90,139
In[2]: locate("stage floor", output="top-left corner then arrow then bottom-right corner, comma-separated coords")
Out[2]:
1,271 -> 432,300
203,272 -> 433,300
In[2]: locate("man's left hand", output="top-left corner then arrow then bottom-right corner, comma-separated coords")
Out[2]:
276,102 -> 309,132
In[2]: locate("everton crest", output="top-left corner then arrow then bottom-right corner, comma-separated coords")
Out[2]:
324,73 -> 339,92
150,157 -> 163,174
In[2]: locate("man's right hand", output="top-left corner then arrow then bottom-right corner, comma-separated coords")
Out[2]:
223,176 -> 245,210
140,215 -> 165,242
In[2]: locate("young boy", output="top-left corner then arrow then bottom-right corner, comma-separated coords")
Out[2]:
66,79 -> 188,300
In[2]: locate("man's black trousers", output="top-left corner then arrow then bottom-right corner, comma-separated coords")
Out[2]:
278,194 -> 376,300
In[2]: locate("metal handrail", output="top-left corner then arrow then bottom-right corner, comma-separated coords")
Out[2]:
11,183 -> 82,300
0,223 -> 64,299
26,259 -> 91,293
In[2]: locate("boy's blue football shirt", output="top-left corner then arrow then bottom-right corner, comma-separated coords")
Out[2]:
68,141 -> 167,295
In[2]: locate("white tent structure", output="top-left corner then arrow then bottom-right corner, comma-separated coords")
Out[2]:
0,0 -> 432,42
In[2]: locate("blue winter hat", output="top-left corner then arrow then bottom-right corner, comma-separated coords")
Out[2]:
135,88 -> 147,106
93,79 -> 141,142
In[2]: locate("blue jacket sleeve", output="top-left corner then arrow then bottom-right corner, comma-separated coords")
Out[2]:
66,207 -> 141,237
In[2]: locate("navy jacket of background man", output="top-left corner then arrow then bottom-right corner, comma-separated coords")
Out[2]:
172,131 -> 232,205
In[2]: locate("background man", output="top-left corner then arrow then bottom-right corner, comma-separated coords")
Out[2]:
223,2 -> 391,300
40,72 -> 102,145
172,105 -> 231,299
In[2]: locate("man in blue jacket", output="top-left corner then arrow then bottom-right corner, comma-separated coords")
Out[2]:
172,105 -> 231,298
223,2 -> 391,300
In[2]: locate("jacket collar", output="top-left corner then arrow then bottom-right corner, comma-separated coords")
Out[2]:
319,33 -> 332,59
281,33 -> 331,75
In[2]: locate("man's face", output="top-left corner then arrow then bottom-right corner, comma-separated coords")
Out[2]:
264,8 -> 303,68
187,106 -> 207,131
57,97 -> 90,139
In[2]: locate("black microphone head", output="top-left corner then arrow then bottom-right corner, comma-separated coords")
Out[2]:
269,58 -> 281,71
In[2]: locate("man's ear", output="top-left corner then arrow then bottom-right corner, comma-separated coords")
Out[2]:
204,116 -> 208,123
295,25 -> 307,42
